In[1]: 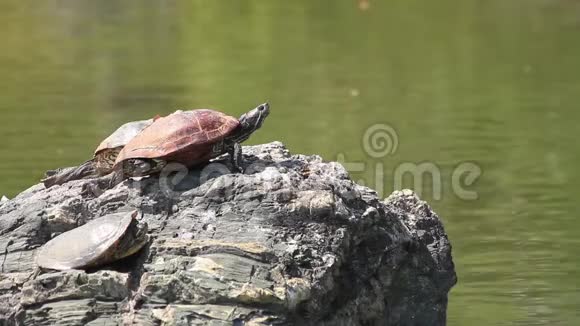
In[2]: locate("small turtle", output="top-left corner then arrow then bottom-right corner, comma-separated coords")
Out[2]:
36,210 -> 148,270
42,117 -> 156,188
84,103 -> 270,196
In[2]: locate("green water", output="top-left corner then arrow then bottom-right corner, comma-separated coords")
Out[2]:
1,0 -> 580,324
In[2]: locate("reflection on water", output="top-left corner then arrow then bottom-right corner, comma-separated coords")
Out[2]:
1,0 -> 580,324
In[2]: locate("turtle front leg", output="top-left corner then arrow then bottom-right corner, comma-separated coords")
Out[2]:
229,142 -> 244,173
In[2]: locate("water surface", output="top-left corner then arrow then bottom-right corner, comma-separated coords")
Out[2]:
1,1 -> 579,324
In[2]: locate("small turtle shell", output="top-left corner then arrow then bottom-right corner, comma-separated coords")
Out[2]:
93,118 -> 155,173
94,119 -> 155,155
36,211 -> 142,270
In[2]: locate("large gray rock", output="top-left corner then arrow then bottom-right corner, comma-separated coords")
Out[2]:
0,142 -> 456,325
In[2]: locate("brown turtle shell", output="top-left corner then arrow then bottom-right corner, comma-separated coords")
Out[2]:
115,109 -> 240,167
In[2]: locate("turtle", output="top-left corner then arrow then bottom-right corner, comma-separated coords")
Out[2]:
36,210 -> 148,270
42,117 -> 156,188
83,102 -> 270,196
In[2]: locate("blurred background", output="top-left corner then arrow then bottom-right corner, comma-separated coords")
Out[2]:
1,0 -> 579,324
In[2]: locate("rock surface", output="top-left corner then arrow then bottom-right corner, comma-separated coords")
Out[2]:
0,142 -> 456,325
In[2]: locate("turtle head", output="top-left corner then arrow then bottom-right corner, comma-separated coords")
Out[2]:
233,103 -> 270,143
113,210 -> 149,261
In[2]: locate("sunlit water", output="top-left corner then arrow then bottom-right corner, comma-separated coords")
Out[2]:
1,1 -> 579,324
